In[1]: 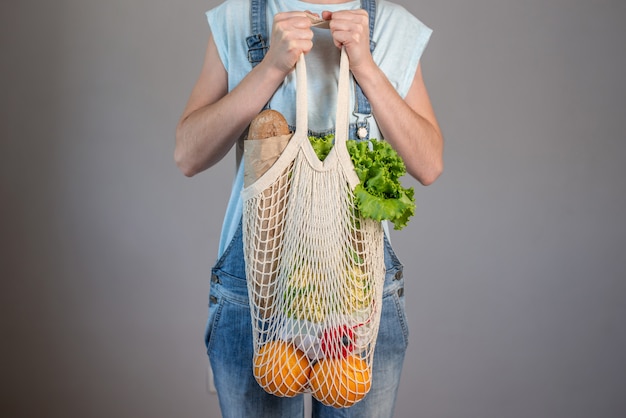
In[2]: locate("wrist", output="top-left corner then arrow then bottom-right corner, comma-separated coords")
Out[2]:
350,58 -> 382,91
254,57 -> 292,90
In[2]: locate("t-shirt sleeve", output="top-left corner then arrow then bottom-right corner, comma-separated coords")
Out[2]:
373,3 -> 433,98
205,2 -> 232,72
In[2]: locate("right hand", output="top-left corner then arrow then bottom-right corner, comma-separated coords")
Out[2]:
264,11 -> 317,75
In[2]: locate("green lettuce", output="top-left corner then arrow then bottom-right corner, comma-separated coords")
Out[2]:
308,134 -> 335,161
308,136 -> 415,230
347,139 -> 415,230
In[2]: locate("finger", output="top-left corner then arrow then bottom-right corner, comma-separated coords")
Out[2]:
304,10 -> 320,18
330,26 -> 368,48
327,9 -> 368,23
274,11 -> 314,28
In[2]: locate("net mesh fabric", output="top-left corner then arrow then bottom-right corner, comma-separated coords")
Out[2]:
243,150 -> 384,407
242,48 -> 385,408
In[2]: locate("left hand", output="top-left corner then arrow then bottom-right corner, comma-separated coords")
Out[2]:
322,10 -> 374,72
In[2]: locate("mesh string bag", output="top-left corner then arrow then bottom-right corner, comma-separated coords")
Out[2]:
242,47 -> 385,408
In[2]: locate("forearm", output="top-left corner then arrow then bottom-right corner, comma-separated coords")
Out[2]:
353,65 -> 443,185
175,62 -> 288,177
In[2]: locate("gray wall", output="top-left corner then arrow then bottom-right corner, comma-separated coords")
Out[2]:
1,1 -> 624,417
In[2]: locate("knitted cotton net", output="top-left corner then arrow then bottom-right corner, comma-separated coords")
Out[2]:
242,49 -> 385,408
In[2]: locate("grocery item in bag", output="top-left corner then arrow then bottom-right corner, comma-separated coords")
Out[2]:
243,110 -> 293,319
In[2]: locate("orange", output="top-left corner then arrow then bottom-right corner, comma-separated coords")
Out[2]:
309,354 -> 372,408
253,340 -> 311,397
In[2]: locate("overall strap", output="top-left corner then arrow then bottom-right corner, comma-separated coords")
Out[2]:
246,0 -> 377,138
247,0 -> 269,66
354,0 -> 376,140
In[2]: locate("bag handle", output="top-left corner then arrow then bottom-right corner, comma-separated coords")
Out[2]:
242,47 -> 359,198
295,46 -> 351,145
293,47 -> 359,186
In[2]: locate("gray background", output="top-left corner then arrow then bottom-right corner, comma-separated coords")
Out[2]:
2,0 -> 625,417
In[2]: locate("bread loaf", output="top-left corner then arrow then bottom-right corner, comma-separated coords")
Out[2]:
247,109 -> 291,140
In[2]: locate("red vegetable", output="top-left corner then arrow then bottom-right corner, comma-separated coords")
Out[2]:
320,325 -> 355,359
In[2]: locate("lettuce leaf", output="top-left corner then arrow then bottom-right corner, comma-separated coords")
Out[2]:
308,135 -> 416,230
308,134 -> 335,161
347,139 -> 415,230
353,183 -> 414,230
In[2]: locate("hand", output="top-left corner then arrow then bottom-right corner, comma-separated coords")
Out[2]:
322,10 -> 374,72
264,12 -> 316,75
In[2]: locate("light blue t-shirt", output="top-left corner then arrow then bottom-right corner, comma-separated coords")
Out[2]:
206,0 -> 432,256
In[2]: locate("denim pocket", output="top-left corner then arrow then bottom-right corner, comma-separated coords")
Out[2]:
204,282 -> 224,352
380,273 -> 410,350
207,286 -> 253,359
391,283 -> 410,349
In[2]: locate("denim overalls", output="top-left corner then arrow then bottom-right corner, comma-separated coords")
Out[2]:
205,1 -> 409,416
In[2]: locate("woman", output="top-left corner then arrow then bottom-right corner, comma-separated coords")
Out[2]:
175,0 -> 443,416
